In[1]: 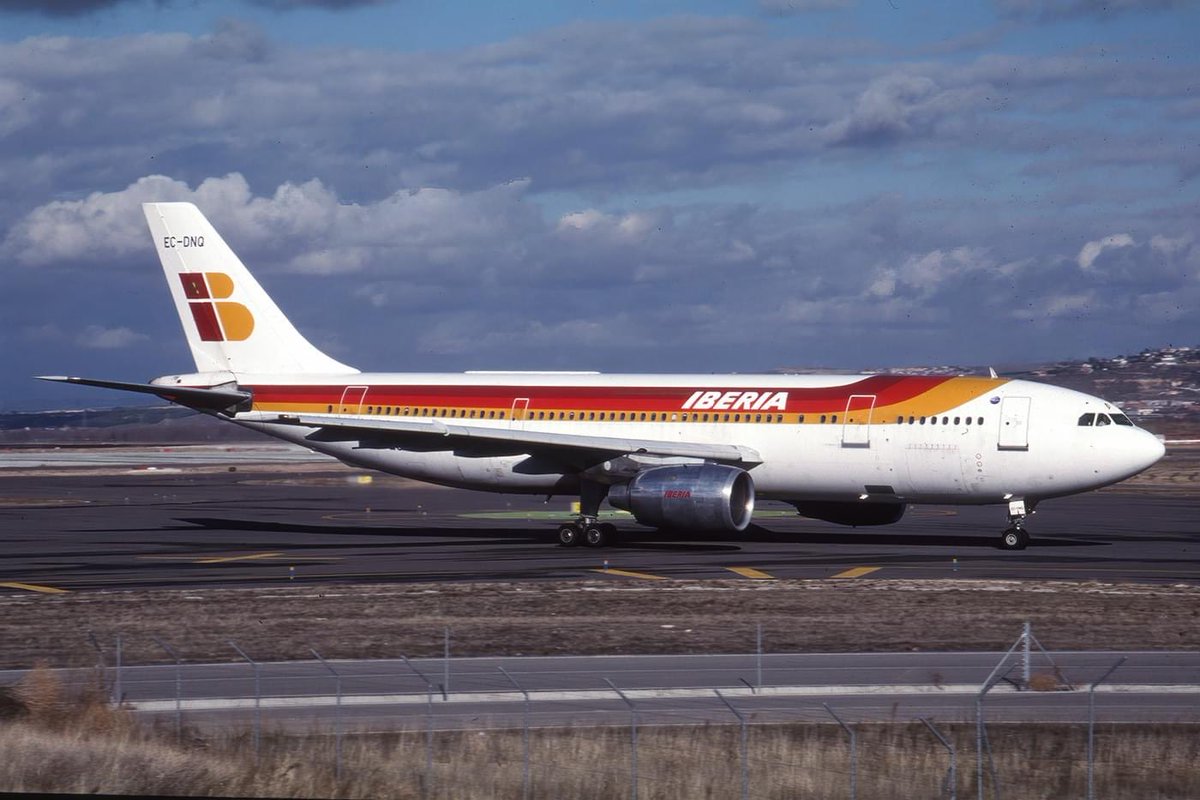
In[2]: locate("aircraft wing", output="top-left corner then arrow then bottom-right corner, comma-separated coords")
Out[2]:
256,412 -> 762,468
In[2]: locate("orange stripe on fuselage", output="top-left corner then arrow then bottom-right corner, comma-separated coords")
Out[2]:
246,376 -> 1007,423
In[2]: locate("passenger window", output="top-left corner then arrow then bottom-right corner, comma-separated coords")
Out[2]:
640,413 -> 647,421
820,414 -> 826,424
327,405 -> 333,413
1078,413 -> 1095,427
754,414 -> 762,423
965,416 -> 971,425
954,416 -> 960,425
620,412 -> 627,421
930,416 -> 937,426
796,414 -> 804,423
1096,414 -> 1112,426
919,417 -> 926,425
976,417 -> 983,425
499,411 -> 506,418
1112,414 -> 1133,426
943,417 -> 949,425
831,415 -> 837,423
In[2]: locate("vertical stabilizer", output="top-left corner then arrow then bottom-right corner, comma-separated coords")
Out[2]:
143,202 -> 358,376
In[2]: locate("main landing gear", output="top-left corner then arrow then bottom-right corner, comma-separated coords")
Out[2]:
557,480 -> 618,548
557,520 -> 619,548
1000,498 -> 1032,551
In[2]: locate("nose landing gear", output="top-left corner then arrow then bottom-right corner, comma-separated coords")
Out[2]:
1000,498 -> 1032,550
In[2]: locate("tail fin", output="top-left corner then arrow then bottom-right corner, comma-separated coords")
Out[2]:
143,202 -> 357,376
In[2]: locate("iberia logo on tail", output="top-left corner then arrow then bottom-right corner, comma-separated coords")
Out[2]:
179,272 -> 254,342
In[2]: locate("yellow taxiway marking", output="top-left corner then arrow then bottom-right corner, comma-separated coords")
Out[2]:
0,582 -> 69,595
196,552 -> 285,564
832,566 -> 881,579
592,568 -> 669,581
726,567 -> 775,580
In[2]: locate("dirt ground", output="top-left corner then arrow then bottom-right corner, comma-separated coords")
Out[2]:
2,577 -> 1198,669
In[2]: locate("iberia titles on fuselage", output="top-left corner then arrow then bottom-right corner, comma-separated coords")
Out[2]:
40,202 -> 1165,551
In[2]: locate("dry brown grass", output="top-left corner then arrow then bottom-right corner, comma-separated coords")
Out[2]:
3,689 -> 1200,800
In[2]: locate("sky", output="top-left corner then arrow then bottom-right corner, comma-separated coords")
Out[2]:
1,0 -> 1198,410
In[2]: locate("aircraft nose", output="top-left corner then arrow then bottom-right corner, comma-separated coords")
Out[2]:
1131,430 -> 1166,473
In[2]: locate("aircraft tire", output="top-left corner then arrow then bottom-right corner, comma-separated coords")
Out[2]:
584,525 -> 608,548
558,524 -> 583,547
1000,527 -> 1028,551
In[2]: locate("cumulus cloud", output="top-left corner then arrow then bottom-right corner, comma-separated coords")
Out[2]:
2,173 -> 541,281
1077,233 -> 1134,270
4,13 -> 1200,401
824,73 -> 982,147
77,325 -> 148,349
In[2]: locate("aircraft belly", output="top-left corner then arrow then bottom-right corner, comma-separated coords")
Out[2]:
754,428 -> 898,498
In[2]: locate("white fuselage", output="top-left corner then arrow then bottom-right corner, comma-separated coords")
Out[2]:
229,371 -> 1165,509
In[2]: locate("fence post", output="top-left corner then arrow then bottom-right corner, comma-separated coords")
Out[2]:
714,690 -> 749,800
822,703 -> 856,800
605,679 -> 638,800
310,648 -> 343,783
920,717 -> 956,800
151,636 -> 184,744
976,658 -> 1014,800
499,667 -> 531,800
228,641 -> 261,761
443,627 -> 451,697
1087,657 -> 1125,800
756,622 -> 763,691
115,633 -> 123,706
86,632 -> 109,704
402,655 -> 436,799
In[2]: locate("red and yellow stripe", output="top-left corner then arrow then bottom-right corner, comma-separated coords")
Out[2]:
243,375 -> 1005,425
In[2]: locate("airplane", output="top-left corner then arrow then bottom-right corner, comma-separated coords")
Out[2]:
40,202 -> 1165,550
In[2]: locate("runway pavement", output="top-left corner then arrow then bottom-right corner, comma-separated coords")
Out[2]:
1,456 -> 1199,591
4,650 -> 1197,730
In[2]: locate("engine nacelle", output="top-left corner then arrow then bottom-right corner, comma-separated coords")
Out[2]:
608,465 -> 755,532
792,500 -> 906,527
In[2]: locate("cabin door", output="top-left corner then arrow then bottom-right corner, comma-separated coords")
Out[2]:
997,396 -> 1031,451
338,385 -> 369,415
841,394 -> 876,448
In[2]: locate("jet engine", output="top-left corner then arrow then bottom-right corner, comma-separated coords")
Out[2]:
791,500 -> 906,527
607,464 -> 755,532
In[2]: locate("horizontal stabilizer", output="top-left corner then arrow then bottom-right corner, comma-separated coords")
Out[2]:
36,376 -> 251,414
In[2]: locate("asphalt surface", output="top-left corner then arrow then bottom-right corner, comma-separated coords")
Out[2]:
2,460 -> 1199,591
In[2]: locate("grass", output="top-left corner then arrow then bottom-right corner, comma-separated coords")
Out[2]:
2,666 -> 1198,798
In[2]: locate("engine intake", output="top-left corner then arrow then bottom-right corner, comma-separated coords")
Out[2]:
608,464 -> 755,532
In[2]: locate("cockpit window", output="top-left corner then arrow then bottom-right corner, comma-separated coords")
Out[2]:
1078,413 -> 1095,427
1112,413 -> 1133,426
1095,414 -> 1112,426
